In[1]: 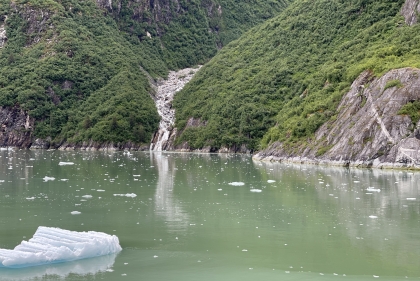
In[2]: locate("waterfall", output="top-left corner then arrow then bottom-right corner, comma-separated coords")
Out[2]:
150,66 -> 201,151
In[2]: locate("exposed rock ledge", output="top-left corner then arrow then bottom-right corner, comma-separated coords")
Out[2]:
254,68 -> 420,170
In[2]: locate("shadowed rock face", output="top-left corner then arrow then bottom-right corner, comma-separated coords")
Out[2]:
255,68 -> 420,169
0,107 -> 34,148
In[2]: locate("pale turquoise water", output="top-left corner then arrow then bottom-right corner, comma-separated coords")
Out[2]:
0,149 -> 419,280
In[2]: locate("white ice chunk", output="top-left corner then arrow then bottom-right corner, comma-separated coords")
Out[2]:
369,215 -> 378,219
406,198 -> 416,201
250,189 -> 262,193
366,187 -> 380,192
267,180 -> 276,183
113,193 -> 137,198
228,182 -> 245,186
43,177 -> 55,182
59,162 -> 75,166
0,226 -> 121,268
71,211 -> 81,215
82,195 -> 92,199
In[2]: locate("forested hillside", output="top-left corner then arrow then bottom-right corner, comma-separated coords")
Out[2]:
0,0 -> 291,148
174,0 -> 420,152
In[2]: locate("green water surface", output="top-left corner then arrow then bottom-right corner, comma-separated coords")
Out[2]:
0,149 -> 419,280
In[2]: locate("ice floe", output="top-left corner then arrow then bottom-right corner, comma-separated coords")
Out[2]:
0,226 -> 121,268
267,180 -> 276,183
366,187 -> 381,192
42,177 -> 55,182
58,162 -> 75,166
70,211 -> 81,215
113,193 -> 137,198
250,189 -> 262,193
228,182 -> 245,186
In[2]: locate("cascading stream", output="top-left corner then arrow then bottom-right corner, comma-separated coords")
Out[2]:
150,66 -> 201,151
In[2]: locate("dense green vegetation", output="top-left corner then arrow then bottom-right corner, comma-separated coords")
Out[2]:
112,0 -> 293,69
0,0 -> 292,146
398,101 -> 420,126
174,0 -> 420,151
0,0 -> 162,146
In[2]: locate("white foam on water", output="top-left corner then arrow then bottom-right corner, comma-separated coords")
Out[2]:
71,211 -> 81,215
0,226 -> 121,268
250,189 -> 262,193
228,182 -> 245,186
58,162 -> 75,166
43,177 -> 55,182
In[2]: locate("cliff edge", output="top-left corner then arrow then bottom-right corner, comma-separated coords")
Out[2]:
254,68 -> 420,169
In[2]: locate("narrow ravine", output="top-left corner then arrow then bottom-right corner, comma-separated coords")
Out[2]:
150,66 -> 201,151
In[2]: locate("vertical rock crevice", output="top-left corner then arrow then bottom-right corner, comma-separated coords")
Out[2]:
150,66 -> 201,151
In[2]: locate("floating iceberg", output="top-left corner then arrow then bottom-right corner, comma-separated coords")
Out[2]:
42,177 -> 55,182
228,182 -> 245,186
58,162 -> 75,166
113,193 -> 137,198
0,227 -> 122,268
0,253 -> 118,280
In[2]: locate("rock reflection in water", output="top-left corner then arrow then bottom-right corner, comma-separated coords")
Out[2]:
253,160 -> 420,269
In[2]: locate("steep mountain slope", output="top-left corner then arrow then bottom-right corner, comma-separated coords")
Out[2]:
0,0 -> 292,148
173,0 -> 420,153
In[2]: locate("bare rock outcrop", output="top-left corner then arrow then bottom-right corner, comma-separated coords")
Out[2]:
150,66 -> 201,151
401,0 -> 420,26
0,107 -> 34,148
0,16 -> 7,48
254,68 -> 420,169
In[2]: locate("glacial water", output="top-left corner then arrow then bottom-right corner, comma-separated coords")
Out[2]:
0,149 -> 419,280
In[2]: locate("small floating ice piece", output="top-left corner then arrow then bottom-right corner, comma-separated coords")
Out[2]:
60,179 -> 69,181
406,198 -> 416,201
26,197 -> 35,200
0,226 -> 121,268
59,162 -> 75,166
113,193 -> 137,198
369,215 -> 378,219
97,189 -> 105,192
267,180 -> 276,183
228,182 -> 245,186
133,175 -> 141,177
43,177 -> 55,182
71,211 -> 81,215
82,195 -> 93,199
366,187 -> 380,192
250,189 -> 262,193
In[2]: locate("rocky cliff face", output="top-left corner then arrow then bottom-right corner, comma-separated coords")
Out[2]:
150,66 -> 201,151
0,16 -> 6,48
254,68 -> 420,169
401,0 -> 420,26
0,107 -> 34,148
